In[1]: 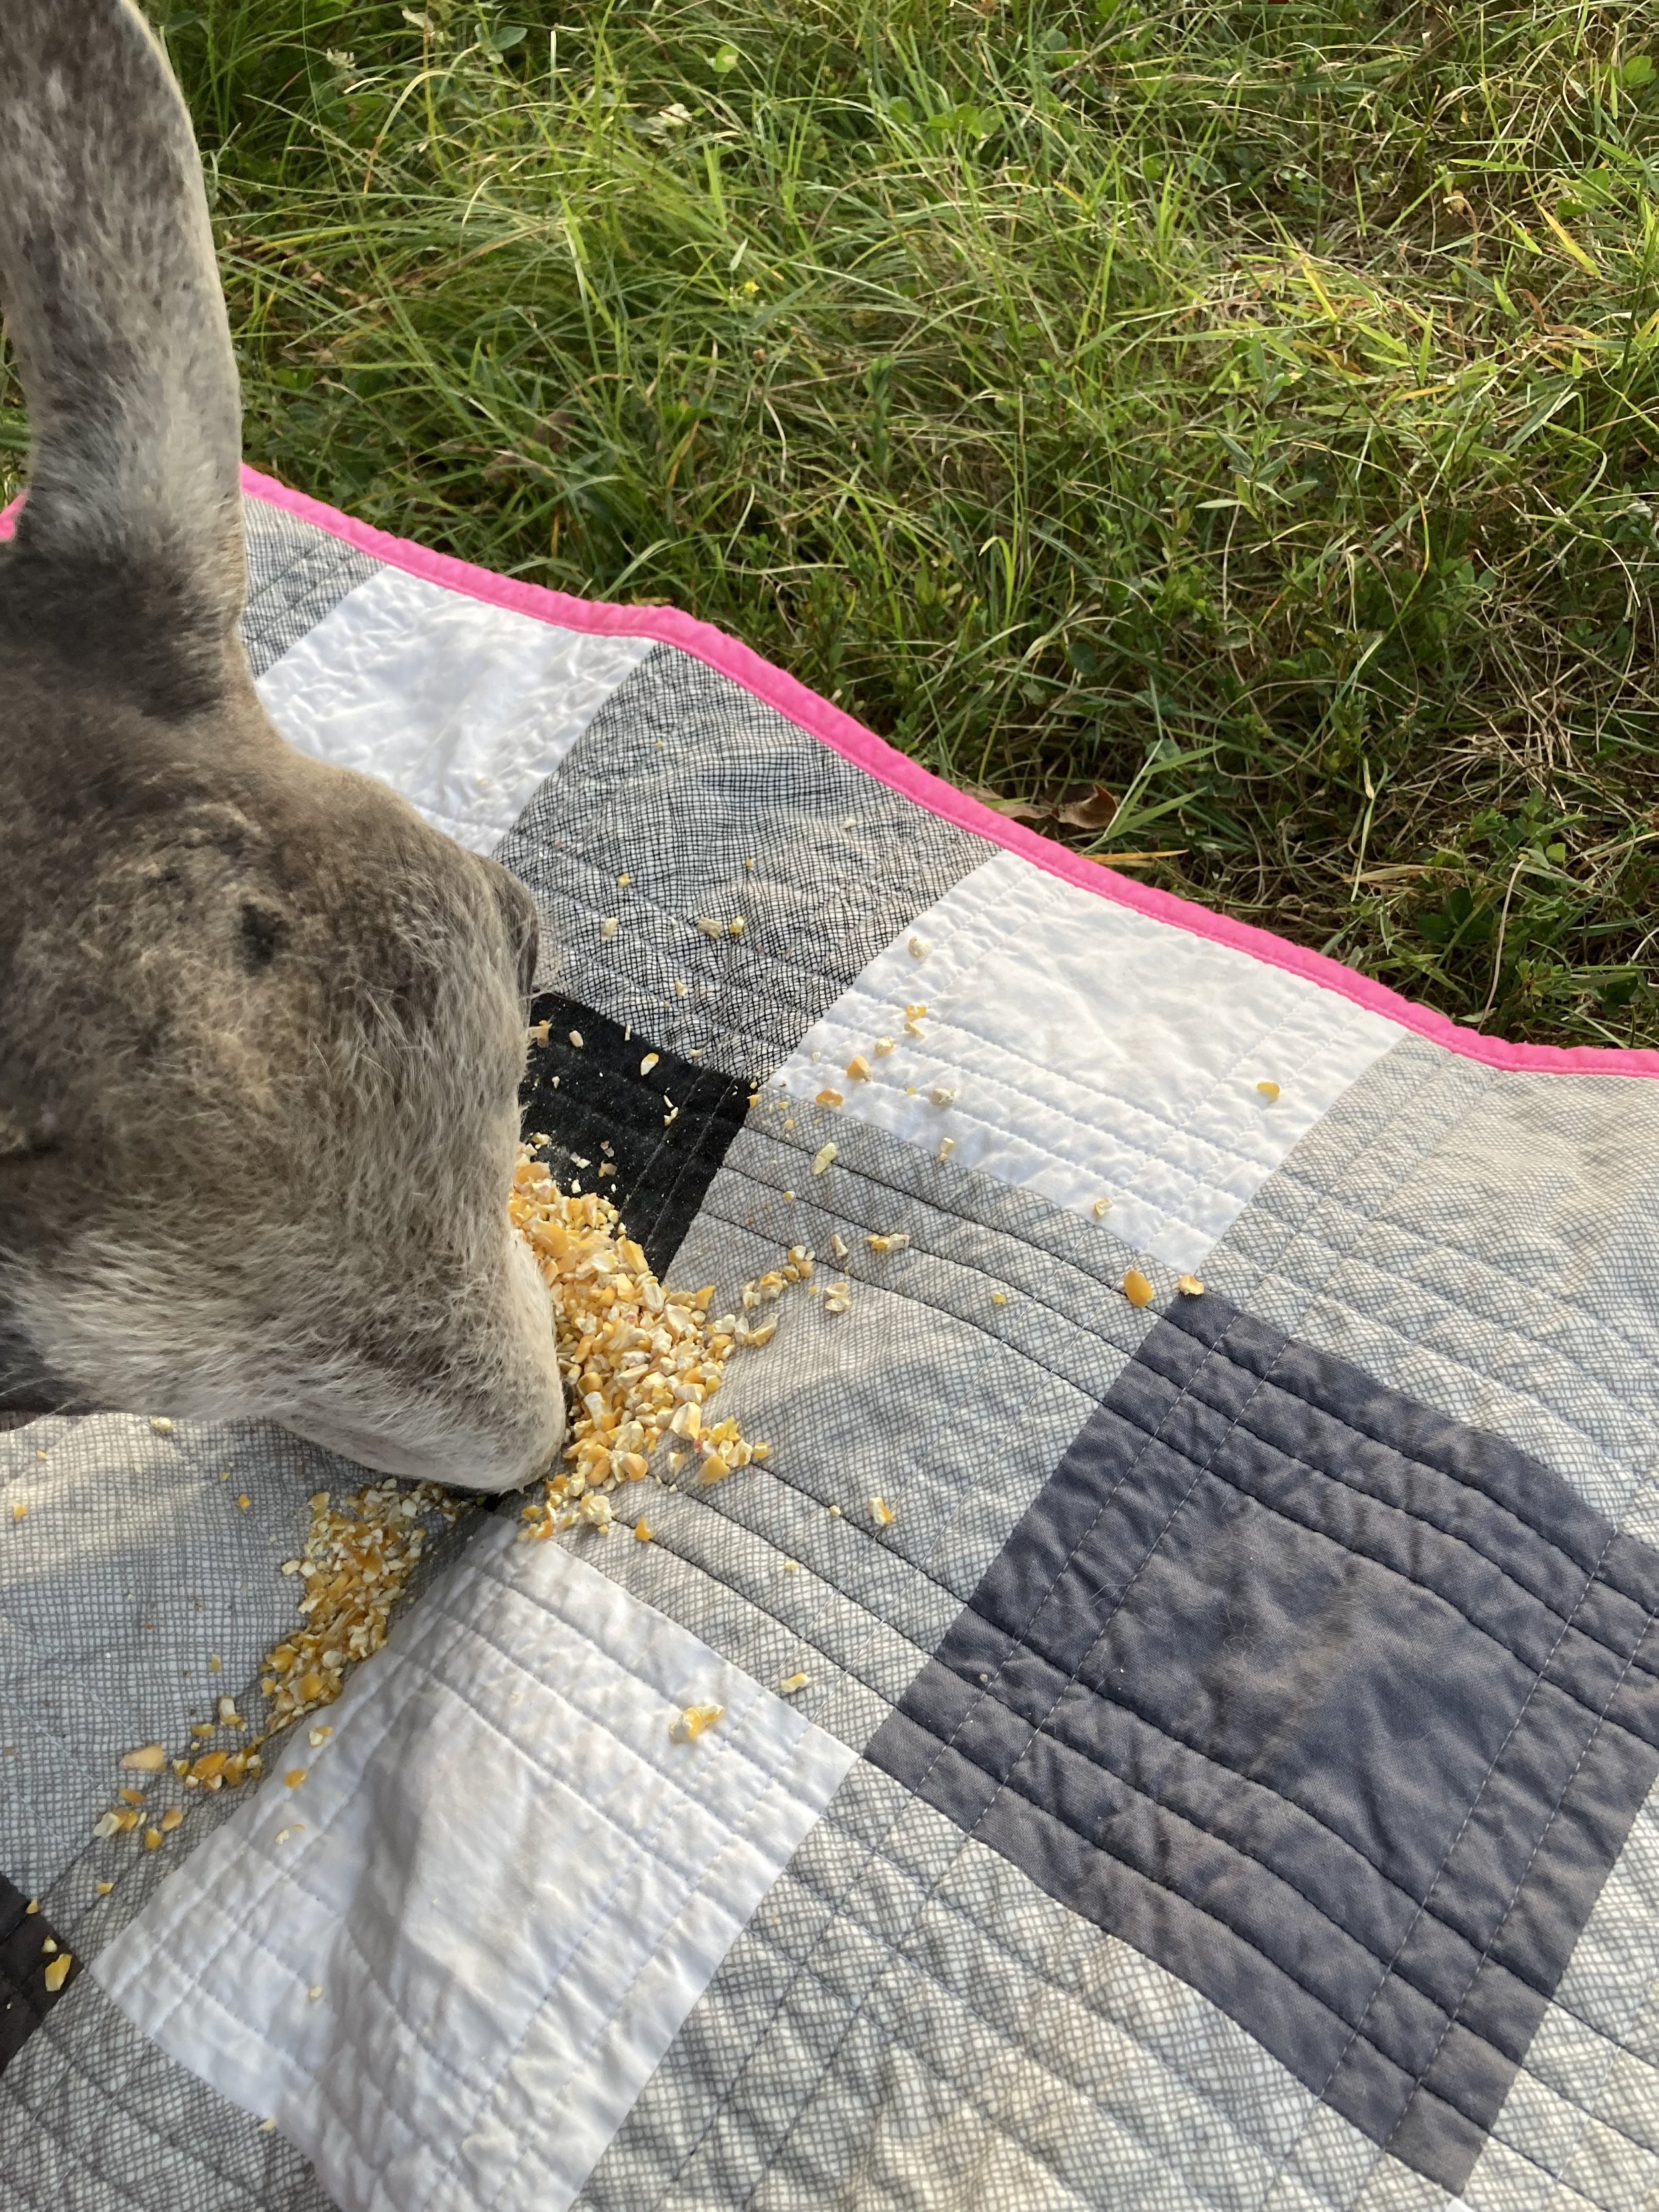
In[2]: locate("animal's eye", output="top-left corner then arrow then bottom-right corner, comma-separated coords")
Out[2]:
239,903 -> 285,971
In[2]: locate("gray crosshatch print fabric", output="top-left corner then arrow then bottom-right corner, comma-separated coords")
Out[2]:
0,1974 -> 334,2212
494,644 -> 989,1084
1206,1033 -> 1659,1538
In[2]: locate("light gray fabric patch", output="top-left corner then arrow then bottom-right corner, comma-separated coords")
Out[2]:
0,1416 -> 342,1895
240,497 -> 379,680
574,1761 -> 1441,2212
557,1110 -> 1153,1755
0,1971 -> 336,2212
1204,1033 -> 1659,1538
494,644 -> 989,1082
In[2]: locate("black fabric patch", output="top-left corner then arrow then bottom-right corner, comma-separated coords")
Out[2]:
518,991 -> 751,1279
0,1873 -> 78,2073
867,1290 -> 1659,2194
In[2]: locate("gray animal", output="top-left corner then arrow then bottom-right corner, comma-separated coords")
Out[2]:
0,0 -> 566,1487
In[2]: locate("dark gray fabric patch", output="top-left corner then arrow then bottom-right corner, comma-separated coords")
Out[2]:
0,1872 -> 78,2073
518,990 -> 752,1276
494,643 -> 988,1084
869,1290 -> 1659,2195
240,496 -> 378,680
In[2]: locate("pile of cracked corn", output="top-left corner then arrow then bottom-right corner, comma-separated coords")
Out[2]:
89,1481 -> 465,1870
508,1145 -> 794,1541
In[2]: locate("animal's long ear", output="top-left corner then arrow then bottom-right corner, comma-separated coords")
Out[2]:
0,0 -> 246,703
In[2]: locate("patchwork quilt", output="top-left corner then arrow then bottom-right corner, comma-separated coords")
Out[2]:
6,471 -> 1659,2212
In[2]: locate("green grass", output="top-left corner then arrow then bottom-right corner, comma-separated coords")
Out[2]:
7,1 -> 1659,1047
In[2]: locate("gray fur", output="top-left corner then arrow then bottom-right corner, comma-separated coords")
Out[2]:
0,0 -> 566,1489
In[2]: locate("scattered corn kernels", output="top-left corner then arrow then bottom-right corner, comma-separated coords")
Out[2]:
1177,1274 -> 1206,1296
670,1703 -> 725,1742
845,1054 -> 873,1082
812,1143 -> 838,1175
908,936 -> 930,959
869,1496 -> 896,1528
1257,1080 -> 1281,1101
778,1672 -> 810,1695
1122,1270 -> 1155,1308
121,1744 -> 166,1772
816,1089 -> 844,1108
43,1953 -> 71,1992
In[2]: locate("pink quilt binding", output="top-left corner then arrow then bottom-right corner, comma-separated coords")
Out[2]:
7,467 -> 1653,1078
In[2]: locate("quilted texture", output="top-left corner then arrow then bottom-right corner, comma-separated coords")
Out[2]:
7,476 -> 1659,2212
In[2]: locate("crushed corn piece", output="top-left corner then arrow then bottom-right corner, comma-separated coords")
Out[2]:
308,1984 -> 323,2002
11,1502 -> 26,1522
727,917 -> 746,939
208,1655 -> 222,1673
670,1703 -> 725,1742
828,1503 -> 842,1517
830,1232 -> 849,1260
149,1416 -> 174,1436
285,1769 -> 307,1789
24,1899 -> 38,1915
992,1291 -> 1008,1305
41,1936 -> 57,1954
257,1480 -> 459,1739
218,1696 -> 240,1725
784,1559 -> 801,1573
1093,1197 -> 1112,1217
845,1054 -> 872,1082
1122,1269 -> 1155,1308
695,915 -> 724,938
1256,1080 -> 1281,1101
816,1088 -> 843,1108
143,1826 -> 163,1851
236,1494 -> 251,1511
936,1138 -> 956,1162
121,1744 -> 167,1772
92,1812 -> 120,1840
904,1004 -> 927,1019
640,1051 -> 659,1074
812,1142 -> 838,1175
160,1807 -> 183,1832
908,936 -> 930,959
869,1495 -> 896,1528
778,1672 -> 810,1695
617,870 -> 632,886
43,1953 -> 71,1992
309,1726 -> 333,1747
601,916 -> 619,940
929,1086 -> 956,1108
117,1787 -> 145,1806
873,1037 -> 894,1056
1177,1273 -> 1206,1296
569,1029 -> 584,1048
867,1232 -> 910,1253
95,1881 -> 113,1896
634,1519 -> 653,1542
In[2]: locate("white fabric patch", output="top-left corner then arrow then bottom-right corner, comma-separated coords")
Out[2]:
94,1519 -> 853,2212
255,566 -> 656,853
770,849 -> 1405,1272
